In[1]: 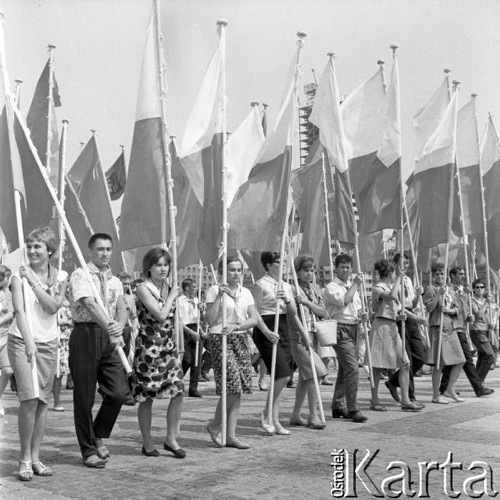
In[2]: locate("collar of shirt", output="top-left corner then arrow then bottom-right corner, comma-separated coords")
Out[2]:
87,261 -> 113,281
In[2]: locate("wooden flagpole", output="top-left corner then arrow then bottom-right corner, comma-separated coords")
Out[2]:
14,77 -> 22,103
55,119 -> 68,379
57,120 -> 68,273
266,31 -> 307,428
214,18 -> 229,445
194,259 -> 203,368
44,44 -> 56,172
320,151 -> 335,278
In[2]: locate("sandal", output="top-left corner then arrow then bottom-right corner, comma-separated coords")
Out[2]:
401,402 -> 423,412
18,460 -> 33,481
32,461 -> 53,476
369,402 -> 387,412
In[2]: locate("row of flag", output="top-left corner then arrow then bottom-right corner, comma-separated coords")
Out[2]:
1,5 -> 500,287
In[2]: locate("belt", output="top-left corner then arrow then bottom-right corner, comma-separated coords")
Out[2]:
75,322 -> 100,327
337,322 -> 358,328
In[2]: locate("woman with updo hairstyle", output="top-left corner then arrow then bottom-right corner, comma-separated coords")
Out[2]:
205,256 -> 258,449
8,227 -> 69,480
130,247 -> 185,458
367,259 -> 422,412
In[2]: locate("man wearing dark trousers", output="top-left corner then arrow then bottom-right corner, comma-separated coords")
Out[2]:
178,278 -> 204,397
440,267 -> 494,398
69,233 -> 128,468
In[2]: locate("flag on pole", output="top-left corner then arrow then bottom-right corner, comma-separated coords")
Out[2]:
455,98 -> 482,236
413,75 -> 450,159
63,175 -> 94,269
68,134 -> 123,273
26,58 -> 61,187
411,89 -> 459,249
179,24 -> 225,265
480,116 -> 500,269
309,55 -> 349,173
106,148 -> 127,200
341,59 -> 402,234
225,104 -> 265,207
119,11 -> 168,253
171,139 -> 203,268
228,47 -> 299,252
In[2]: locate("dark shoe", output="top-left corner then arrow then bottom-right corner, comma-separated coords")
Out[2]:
321,378 -> 334,385
200,372 -> 210,381
84,455 -> 106,468
385,381 -> 400,403
226,437 -> 250,449
289,417 -> 307,426
348,410 -> 368,423
258,382 -> 269,391
476,387 -> 494,397
163,443 -> 186,459
286,380 -> 296,389
189,390 -> 202,398
306,420 -> 326,429
141,446 -> 160,457
331,407 -> 349,419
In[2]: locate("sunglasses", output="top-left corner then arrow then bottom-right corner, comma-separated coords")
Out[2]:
474,286 -> 485,289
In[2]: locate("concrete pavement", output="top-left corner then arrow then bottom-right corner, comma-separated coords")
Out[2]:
1,367 -> 499,499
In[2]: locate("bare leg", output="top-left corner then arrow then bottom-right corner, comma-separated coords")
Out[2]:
432,367 -> 442,400
446,363 -> 465,395
291,376 -> 307,421
263,376 -> 288,429
370,368 -> 382,405
226,394 -> 241,440
0,367 -> 13,414
18,399 -> 37,461
398,364 -> 412,406
52,376 -> 63,408
137,399 -> 154,450
164,394 -> 183,450
30,401 -> 48,463
258,360 -> 268,389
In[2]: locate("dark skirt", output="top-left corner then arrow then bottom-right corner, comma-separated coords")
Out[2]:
252,314 -> 292,379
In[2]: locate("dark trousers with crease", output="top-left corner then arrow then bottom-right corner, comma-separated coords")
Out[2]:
439,329 -> 483,395
69,323 -> 128,459
182,324 -> 200,393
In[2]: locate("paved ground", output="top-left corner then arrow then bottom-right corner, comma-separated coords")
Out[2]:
1,366 -> 499,500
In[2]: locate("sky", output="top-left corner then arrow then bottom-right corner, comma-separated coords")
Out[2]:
2,0 -> 500,209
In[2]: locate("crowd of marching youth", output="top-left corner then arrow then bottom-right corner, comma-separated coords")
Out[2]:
0,228 -> 498,480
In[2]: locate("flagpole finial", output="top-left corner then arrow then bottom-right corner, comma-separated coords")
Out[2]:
444,68 -> 451,74
377,60 -> 385,66
471,93 -> 478,99
62,119 -> 69,124
390,45 -> 398,58
90,129 -> 96,136
262,103 -> 268,110
48,44 -> 56,50
120,144 -> 125,151
217,19 -> 228,27
251,101 -> 259,107
15,78 -> 23,84
452,79 -> 461,87
297,31 -> 307,39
